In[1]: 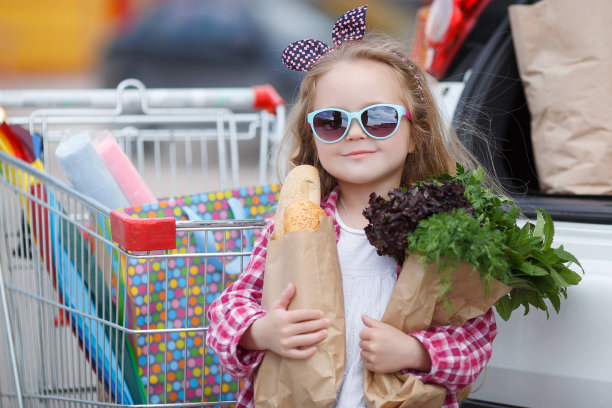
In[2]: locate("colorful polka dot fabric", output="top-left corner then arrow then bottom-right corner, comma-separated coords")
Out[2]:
120,185 -> 280,404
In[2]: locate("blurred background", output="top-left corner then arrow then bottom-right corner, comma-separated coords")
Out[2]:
0,0 -> 421,104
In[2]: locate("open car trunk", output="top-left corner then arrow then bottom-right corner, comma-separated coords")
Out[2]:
444,0 -> 612,224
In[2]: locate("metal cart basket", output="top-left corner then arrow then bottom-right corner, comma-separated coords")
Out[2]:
0,79 -> 286,407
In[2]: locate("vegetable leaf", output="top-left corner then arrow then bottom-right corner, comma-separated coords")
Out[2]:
363,164 -> 584,321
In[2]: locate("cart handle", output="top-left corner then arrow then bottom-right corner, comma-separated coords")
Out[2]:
110,210 -> 176,252
252,84 -> 285,114
0,80 -> 285,113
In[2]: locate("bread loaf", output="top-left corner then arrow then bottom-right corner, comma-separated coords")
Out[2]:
272,165 -> 321,240
284,200 -> 326,234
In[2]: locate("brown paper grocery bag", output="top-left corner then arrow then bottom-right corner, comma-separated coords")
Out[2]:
431,267 -> 510,327
363,254 -> 509,408
509,0 -> 612,194
254,216 -> 345,407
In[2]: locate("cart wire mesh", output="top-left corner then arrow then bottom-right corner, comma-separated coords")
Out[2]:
0,79 -> 285,407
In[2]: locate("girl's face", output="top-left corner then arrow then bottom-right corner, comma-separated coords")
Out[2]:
311,59 -> 415,194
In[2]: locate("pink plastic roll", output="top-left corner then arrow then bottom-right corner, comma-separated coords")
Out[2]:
94,131 -> 156,206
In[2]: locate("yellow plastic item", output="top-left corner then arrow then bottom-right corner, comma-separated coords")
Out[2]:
0,0 -> 116,71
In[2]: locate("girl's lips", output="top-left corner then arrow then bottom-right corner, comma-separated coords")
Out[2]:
344,150 -> 375,159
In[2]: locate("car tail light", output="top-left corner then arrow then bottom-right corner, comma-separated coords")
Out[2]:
411,0 -> 492,79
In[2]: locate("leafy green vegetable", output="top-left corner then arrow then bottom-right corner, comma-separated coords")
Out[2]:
364,164 -> 584,321
452,165 -> 584,320
406,210 -> 511,299
363,180 -> 472,264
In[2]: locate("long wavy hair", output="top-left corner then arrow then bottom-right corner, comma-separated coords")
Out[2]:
278,32 -> 484,198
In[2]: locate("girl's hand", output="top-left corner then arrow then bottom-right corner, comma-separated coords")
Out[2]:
242,283 -> 330,359
359,315 -> 432,374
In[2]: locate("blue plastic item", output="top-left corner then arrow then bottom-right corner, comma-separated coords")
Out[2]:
48,191 -> 134,405
182,197 -> 253,275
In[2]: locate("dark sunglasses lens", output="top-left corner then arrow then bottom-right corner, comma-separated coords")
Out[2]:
313,110 -> 348,142
361,106 -> 399,138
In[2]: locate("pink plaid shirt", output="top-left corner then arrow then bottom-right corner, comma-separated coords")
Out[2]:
206,187 -> 497,408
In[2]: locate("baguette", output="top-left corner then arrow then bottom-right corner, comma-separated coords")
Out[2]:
284,200 -> 326,235
272,165 -> 321,240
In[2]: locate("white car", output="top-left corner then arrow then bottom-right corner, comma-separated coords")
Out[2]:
428,0 -> 612,406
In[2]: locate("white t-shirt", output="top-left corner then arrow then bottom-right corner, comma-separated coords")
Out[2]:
334,209 -> 398,408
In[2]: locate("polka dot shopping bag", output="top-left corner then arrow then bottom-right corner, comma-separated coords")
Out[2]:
120,184 -> 279,404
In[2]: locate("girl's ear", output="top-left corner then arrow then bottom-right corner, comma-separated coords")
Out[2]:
407,132 -> 416,154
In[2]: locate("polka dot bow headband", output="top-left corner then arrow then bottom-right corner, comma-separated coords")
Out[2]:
281,5 -> 368,72
281,5 -> 425,101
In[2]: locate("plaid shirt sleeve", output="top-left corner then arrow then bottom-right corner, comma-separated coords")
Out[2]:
409,308 -> 497,394
205,220 -> 273,379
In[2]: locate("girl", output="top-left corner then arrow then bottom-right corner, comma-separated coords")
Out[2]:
206,6 -> 496,408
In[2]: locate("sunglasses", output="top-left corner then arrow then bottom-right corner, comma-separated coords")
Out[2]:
307,104 -> 411,144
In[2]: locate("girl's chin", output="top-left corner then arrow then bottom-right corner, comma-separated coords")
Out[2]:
333,172 -> 398,187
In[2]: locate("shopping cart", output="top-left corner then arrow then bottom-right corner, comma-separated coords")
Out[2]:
0,79 -> 286,407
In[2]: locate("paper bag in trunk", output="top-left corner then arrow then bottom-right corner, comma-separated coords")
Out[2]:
364,253 -> 510,408
254,216 -> 345,407
509,0 -> 612,194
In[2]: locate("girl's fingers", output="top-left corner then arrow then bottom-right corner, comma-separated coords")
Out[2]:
287,318 -> 330,337
283,329 -> 328,352
362,314 -> 380,327
273,283 -> 296,310
359,327 -> 372,341
286,309 -> 325,323
284,346 -> 318,360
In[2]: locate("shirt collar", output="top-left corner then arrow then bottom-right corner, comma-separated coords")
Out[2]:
321,186 -> 401,274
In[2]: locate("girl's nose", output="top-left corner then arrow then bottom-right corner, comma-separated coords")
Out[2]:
345,117 -> 367,141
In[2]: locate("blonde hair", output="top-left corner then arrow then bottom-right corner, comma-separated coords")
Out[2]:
278,32 -> 484,198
